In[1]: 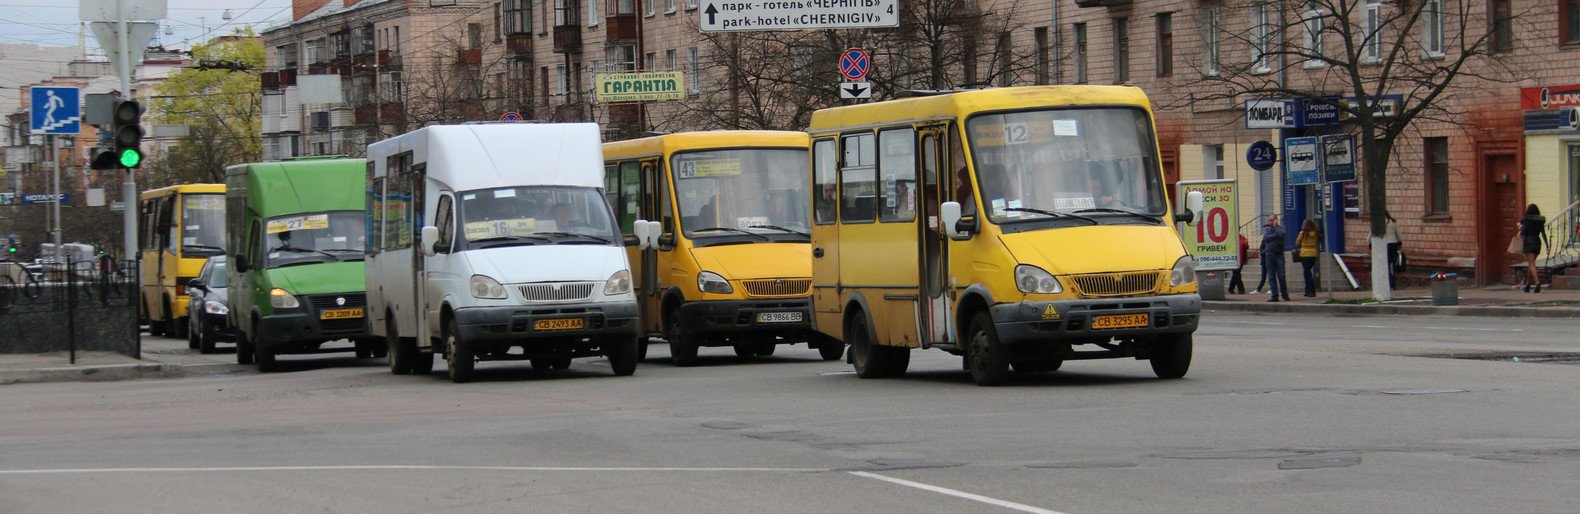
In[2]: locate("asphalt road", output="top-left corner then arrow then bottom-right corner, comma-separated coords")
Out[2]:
3,311 -> 1578,513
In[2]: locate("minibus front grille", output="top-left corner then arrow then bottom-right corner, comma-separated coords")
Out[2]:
742,278 -> 811,297
1070,272 -> 1160,298
307,293 -> 367,309
516,282 -> 596,302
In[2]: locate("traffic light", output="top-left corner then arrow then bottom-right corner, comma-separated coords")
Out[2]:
5,238 -> 17,257
112,100 -> 143,168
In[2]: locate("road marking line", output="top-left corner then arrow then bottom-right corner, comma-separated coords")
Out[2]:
849,471 -> 1067,514
0,465 -> 829,475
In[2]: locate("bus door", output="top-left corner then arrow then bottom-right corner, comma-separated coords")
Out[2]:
809,138 -> 841,326
639,158 -> 664,335
408,162 -> 429,346
918,126 -> 953,346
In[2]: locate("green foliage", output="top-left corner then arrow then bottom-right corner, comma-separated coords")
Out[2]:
148,28 -> 264,184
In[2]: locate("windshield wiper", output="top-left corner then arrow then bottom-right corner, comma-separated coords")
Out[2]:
1072,207 -> 1163,223
275,245 -> 339,261
321,248 -> 366,261
1001,207 -> 1098,225
747,225 -> 809,237
691,227 -> 771,241
183,244 -> 225,253
536,231 -> 612,245
471,235 -> 550,248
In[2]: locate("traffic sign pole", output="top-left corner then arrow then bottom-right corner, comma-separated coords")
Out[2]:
52,135 -> 63,263
117,0 -> 137,266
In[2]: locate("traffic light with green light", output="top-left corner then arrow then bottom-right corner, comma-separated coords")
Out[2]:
113,100 -> 144,168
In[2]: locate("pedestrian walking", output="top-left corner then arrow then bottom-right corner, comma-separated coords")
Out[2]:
1383,211 -> 1402,289
1229,233 -> 1248,294
1518,204 -> 1550,293
1296,219 -> 1321,297
1261,214 -> 1289,301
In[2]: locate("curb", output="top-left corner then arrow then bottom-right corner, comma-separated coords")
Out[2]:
1204,300 -> 1580,319
0,362 -> 247,386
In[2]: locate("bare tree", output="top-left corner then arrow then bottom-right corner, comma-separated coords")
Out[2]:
1170,0 -> 1530,300
661,0 -> 1039,133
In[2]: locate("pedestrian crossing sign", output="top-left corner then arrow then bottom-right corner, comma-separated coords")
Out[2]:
30,87 -> 81,134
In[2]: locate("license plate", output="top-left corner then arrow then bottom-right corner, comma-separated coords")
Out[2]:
1091,313 -> 1149,330
756,312 -> 803,323
534,318 -> 585,331
319,307 -> 364,320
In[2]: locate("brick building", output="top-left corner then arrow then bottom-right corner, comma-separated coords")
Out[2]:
260,0 -> 1579,283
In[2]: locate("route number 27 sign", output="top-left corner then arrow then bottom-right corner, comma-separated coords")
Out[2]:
1176,179 -> 1239,271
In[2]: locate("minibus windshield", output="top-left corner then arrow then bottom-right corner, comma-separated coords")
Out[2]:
966,108 -> 1167,226
263,211 -> 366,268
458,186 -> 617,248
181,193 -> 226,256
672,148 -> 811,241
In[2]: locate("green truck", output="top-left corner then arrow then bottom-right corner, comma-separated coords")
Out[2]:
225,158 -> 380,371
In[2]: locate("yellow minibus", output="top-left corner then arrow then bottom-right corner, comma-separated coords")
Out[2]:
604,131 -> 843,365
808,86 -> 1205,385
139,183 -> 227,341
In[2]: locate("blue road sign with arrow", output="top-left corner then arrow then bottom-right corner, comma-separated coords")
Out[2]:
30,86 -> 81,135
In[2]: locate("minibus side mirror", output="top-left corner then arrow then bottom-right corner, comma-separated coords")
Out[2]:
232,254 -> 249,273
941,201 -> 972,241
1174,191 -> 1204,225
646,221 -> 667,250
632,220 -> 652,250
420,226 -> 440,257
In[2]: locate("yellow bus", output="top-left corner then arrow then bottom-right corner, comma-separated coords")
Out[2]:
603,130 -> 843,365
807,86 -> 1205,385
139,184 -> 226,342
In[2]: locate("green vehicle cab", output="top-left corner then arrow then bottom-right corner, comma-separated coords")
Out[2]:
225,158 -> 379,371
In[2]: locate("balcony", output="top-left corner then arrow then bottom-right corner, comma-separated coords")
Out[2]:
280,68 -> 298,86
507,34 -> 532,55
553,24 -> 581,53
378,50 -> 398,68
261,71 -> 280,90
1073,0 -> 1130,6
605,14 -> 637,42
457,48 -> 482,65
307,62 -> 328,75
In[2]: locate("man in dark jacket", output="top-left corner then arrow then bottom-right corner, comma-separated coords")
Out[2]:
1261,215 -> 1290,301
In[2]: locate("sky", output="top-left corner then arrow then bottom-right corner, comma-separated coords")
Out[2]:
0,0 -> 293,52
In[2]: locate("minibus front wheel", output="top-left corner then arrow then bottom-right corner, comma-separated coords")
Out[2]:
667,314 -> 699,366
966,313 -> 1010,386
445,319 -> 474,383
1149,333 -> 1193,379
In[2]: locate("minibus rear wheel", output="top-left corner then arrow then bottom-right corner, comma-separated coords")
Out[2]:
967,313 -> 1010,386
1149,334 -> 1193,379
387,315 -> 413,375
667,314 -> 699,366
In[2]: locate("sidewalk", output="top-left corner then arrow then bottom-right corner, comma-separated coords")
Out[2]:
0,336 -> 245,385
1206,282 -> 1580,319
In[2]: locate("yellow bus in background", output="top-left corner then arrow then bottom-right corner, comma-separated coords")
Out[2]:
807,86 -> 1205,385
139,184 -> 226,342
604,131 -> 843,365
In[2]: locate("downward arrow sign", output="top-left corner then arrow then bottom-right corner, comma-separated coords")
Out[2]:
704,4 -> 718,25
844,84 -> 868,97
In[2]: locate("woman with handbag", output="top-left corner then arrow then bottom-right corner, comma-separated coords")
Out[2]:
1296,219 -> 1322,297
1518,204 -> 1551,293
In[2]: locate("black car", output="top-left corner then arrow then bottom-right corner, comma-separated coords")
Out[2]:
186,256 -> 233,354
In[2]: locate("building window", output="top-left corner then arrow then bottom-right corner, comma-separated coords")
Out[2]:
494,4 -> 503,41
689,47 -> 700,94
963,34 -> 977,85
1423,0 -> 1444,56
645,0 -> 655,16
1565,0 -> 1580,45
1073,23 -> 1087,84
554,0 -> 579,26
1303,1 -> 1324,67
1113,18 -> 1129,83
1201,6 -> 1219,76
645,51 -> 656,70
1155,13 -> 1173,77
616,0 -> 634,14
469,24 -> 483,49
1205,145 -> 1224,180
607,45 -> 635,71
1251,4 -> 1270,73
1489,0 -> 1513,52
587,0 -> 598,26
665,0 -> 674,13
1425,137 -> 1450,215
1034,27 -> 1050,85
686,0 -> 696,10
1364,1 -> 1382,62
995,32 -> 1012,87
504,0 -> 531,35
666,49 -> 676,70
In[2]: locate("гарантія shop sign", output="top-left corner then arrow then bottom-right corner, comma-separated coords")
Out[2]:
595,72 -> 686,103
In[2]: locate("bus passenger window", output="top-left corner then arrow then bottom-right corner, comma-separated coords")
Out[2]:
840,133 -> 876,223
949,132 -> 975,217
813,139 -> 837,224
879,128 -> 916,222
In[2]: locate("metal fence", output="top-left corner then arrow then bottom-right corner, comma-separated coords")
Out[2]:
0,259 -> 139,363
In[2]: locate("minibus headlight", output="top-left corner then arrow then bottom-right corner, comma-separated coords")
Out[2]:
1014,265 -> 1062,294
697,271 -> 733,294
604,269 -> 632,295
1170,256 -> 1198,287
470,275 -> 508,299
204,300 -> 229,315
269,288 -> 299,308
